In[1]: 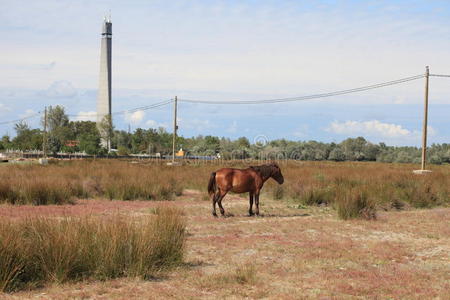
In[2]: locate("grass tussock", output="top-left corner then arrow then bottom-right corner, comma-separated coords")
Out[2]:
0,206 -> 185,292
204,262 -> 258,287
233,262 -> 258,284
334,187 -> 377,220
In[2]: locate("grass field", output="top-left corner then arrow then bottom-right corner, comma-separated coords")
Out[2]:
1,160 -> 448,211
0,160 -> 449,298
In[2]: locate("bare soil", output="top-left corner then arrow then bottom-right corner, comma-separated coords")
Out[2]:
2,190 -> 449,299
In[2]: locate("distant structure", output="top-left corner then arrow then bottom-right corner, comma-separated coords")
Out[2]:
97,16 -> 112,149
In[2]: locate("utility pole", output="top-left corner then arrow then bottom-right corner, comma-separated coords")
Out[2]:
172,96 -> 178,163
414,66 -> 431,174
43,106 -> 48,158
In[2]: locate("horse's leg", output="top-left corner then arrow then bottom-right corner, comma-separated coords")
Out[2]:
212,191 -> 219,217
217,190 -> 228,216
255,191 -> 260,216
248,192 -> 254,216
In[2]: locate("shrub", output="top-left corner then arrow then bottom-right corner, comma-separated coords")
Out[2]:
233,263 -> 257,285
298,186 -> 334,206
0,206 -> 186,292
334,187 -> 377,220
211,263 -> 258,286
272,186 -> 284,200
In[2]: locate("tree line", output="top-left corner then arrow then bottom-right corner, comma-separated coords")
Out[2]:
1,105 -> 449,164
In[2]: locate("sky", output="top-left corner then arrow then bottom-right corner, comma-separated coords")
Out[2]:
0,0 -> 449,146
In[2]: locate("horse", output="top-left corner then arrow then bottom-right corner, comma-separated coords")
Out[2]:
207,163 -> 284,217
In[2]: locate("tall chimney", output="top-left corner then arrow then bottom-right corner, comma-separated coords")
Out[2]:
97,16 -> 112,150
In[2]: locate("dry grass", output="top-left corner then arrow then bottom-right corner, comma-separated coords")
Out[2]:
256,161 -> 449,220
0,160 -> 448,297
0,206 -> 185,292
1,161 -> 448,219
0,161 -> 186,204
334,186 -> 377,220
0,194 -> 448,299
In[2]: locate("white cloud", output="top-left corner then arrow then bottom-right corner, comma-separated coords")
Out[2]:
2,1 -> 449,105
426,126 -> 437,137
0,103 -> 12,114
393,96 -> 407,104
293,124 -> 309,138
124,111 -> 145,124
178,118 -> 214,131
40,80 -> 77,98
19,109 -> 37,118
326,120 -> 437,145
73,111 -> 96,122
146,119 -> 157,127
227,121 -> 238,133
145,119 -> 167,129
327,120 -> 411,138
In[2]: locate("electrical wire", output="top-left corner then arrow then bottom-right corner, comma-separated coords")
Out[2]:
67,99 -> 174,118
0,100 -> 174,126
178,74 -> 425,104
430,74 -> 450,78
3,71 -> 449,125
0,112 -> 42,126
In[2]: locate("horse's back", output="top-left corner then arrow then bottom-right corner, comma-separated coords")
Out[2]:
214,167 -> 259,193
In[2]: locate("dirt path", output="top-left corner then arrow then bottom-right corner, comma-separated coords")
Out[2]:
4,192 -> 450,299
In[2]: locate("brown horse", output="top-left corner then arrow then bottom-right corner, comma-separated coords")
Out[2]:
207,163 -> 284,217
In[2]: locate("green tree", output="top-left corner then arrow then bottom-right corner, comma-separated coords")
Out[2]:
328,147 -> 345,161
78,132 -> 101,155
43,105 -> 71,154
12,122 -> 43,150
46,105 -> 69,131
0,135 -> 11,150
98,115 -> 114,151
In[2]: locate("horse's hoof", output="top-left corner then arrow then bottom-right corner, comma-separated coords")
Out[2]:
212,213 -> 218,217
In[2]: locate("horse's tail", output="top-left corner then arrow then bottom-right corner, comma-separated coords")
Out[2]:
207,172 -> 217,196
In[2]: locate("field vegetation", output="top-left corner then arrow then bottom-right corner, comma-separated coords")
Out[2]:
0,160 -> 448,298
0,206 -> 185,292
0,160 -> 448,219
0,192 -> 448,298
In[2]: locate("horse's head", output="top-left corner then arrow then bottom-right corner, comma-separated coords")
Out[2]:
270,163 -> 284,184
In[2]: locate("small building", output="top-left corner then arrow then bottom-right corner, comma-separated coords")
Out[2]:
0,153 -> 8,162
176,148 -> 185,157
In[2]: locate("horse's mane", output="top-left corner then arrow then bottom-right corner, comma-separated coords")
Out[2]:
249,163 -> 277,178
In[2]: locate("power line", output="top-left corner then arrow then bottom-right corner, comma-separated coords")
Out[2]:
0,100 -> 174,126
430,74 -> 450,78
0,112 -> 42,126
1,71 -> 448,126
67,99 -> 174,118
178,74 -> 425,104
113,99 -> 173,115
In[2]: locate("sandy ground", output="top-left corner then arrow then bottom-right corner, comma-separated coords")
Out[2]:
2,190 -> 449,299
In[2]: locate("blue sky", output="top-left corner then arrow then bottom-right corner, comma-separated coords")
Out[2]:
1,0 -> 449,146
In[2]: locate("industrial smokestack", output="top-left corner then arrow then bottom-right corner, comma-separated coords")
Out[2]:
97,16 -> 112,150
